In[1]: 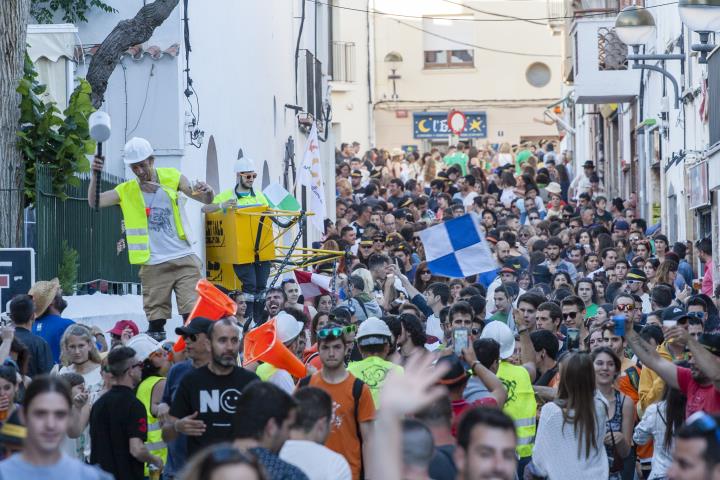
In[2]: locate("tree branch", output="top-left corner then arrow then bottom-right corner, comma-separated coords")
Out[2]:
86,0 -> 180,108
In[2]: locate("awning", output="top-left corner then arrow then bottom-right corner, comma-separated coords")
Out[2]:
26,24 -> 77,62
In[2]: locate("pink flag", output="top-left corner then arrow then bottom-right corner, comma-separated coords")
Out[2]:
294,270 -> 332,299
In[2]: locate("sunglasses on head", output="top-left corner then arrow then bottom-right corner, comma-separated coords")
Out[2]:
616,304 -> 635,312
317,325 -> 356,339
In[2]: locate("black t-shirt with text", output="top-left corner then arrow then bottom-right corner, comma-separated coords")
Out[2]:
90,385 -> 147,480
170,365 -> 259,457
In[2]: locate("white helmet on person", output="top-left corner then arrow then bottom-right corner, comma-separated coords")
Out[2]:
125,333 -> 162,362
480,320 -> 515,359
356,317 -> 392,346
123,137 -> 154,165
273,311 -> 303,343
234,157 -> 256,173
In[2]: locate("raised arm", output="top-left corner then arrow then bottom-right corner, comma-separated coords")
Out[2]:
88,156 -> 120,208
667,327 -> 720,390
178,175 -> 214,204
623,318 -> 679,389
462,346 -> 507,407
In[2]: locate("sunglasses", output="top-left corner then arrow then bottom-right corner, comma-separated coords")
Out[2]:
373,239 -> 385,244
240,173 -> 257,179
360,244 -> 372,249
625,279 -> 642,285
317,325 -> 357,339
419,270 -> 431,275
182,333 -> 198,342
616,304 -> 635,312
563,311 -> 578,319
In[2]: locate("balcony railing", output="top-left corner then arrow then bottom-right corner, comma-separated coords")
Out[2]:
331,41 -> 356,83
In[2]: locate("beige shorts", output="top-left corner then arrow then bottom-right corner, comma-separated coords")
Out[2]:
139,254 -> 202,320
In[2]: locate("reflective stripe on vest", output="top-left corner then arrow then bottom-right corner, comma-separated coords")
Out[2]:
498,361 -> 537,458
115,168 -> 185,265
136,375 -> 168,476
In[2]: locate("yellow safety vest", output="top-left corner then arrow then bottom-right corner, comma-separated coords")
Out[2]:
136,375 -> 167,476
256,363 -> 278,382
497,361 -> 537,458
115,168 -> 186,265
212,187 -> 269,207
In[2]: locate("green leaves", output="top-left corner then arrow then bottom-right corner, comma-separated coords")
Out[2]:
31,0 -> 117,24
16,52 -> 96,206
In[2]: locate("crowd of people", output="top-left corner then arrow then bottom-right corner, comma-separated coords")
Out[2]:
0,139 -> 719,480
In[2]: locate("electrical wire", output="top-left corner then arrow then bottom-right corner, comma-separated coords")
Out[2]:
395,19 -> 560,57
440,0 -> 547,26
308,0 -> 679,23
127,63 -> 154,137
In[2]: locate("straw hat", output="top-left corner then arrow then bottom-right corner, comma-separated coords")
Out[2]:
545,182 -> 562,195
28,278 -> 60,317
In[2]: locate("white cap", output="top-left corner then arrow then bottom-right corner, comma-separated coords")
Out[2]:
123,137 -> 154,165
480,321 -> 516,360
125,334 -> 161,362
234,157 -> 256,173
357,317 -> 392,346
274,311 -> 303,343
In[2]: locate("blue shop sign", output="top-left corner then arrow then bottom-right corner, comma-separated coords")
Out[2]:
413,111 -> 487,139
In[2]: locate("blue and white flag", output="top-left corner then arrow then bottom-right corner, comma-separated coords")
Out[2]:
418,213 -> 499,279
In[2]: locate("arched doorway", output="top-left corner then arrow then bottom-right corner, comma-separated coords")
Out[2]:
205,135 -> 219,192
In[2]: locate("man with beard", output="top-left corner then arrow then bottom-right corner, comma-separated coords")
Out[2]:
159,317 -> 212,478
540,237 -> 577,282
263,287 -> 286,324
624,315 -> 720,417
165,318 -> 258,458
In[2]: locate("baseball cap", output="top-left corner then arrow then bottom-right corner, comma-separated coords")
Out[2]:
614,220 -> 630,231
626,268 -> 647,282
351,170 -> 363,178
108,320 -> 139,337
123,137 -> 154,165
699,334 -> 720,357
175,317 -> 213,337
661,306 -> 690,323
356,317 -> 392,346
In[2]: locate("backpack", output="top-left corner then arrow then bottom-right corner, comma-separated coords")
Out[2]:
298,375 -> 366,477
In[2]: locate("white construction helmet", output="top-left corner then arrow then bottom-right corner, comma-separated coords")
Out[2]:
125,333 -> 161,362
234,156 -> 256,173
123,137 -> 154,165
273,311 -> 303,343
480,321 -> 516,360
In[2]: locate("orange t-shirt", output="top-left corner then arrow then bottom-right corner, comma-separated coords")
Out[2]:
304,372 -> 376,480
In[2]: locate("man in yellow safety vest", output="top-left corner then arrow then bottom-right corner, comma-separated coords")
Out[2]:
203,156 -> 270,322
88,137 -> 215,341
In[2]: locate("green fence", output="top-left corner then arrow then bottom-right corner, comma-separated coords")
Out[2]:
35,164 -> 139,287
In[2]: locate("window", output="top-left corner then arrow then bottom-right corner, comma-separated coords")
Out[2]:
422,16 -> 474,69
526,62 -> 551,87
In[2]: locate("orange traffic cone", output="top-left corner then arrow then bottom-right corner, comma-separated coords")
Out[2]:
243,319 -> 307,379
174,279 -> 237,352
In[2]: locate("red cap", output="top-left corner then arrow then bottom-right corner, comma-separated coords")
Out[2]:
108,320 -> 139,336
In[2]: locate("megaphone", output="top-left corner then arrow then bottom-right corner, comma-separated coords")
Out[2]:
173,279 -> 237,353
89,111 -> 111,212
243,319 -> 307,378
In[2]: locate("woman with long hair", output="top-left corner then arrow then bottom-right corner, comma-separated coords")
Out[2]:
643,257 -> 660,289
633,366 -> 688,480
57,324 -> 104,461
413,261 -> 438,293
555,163 -> 571,202
499,171 -> 517,208
495,142 -> 514,168
656,260 -> 682,292
584,253 -> 600,275
592,347 -> 634,479
313,293 -> 333,315
421,153 -> 436,190
552,271 -> 573,292
530,352 -> 609,478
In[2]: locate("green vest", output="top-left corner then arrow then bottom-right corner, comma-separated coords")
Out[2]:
212,187 -> 269,207
497,361 -> 537,458
256,362 -> 278,382
347,356 -> 404,407
136,375 -> 167,475
115,168 -> 186,265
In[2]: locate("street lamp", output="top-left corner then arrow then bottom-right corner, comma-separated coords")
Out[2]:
384,52 -> 403,100
678,0 -> 720,63
614,6 -> 685,108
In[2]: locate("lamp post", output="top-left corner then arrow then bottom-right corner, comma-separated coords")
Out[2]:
614,6 -> 685,108
678,0 -> 720,63
384,52 -> 403,100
